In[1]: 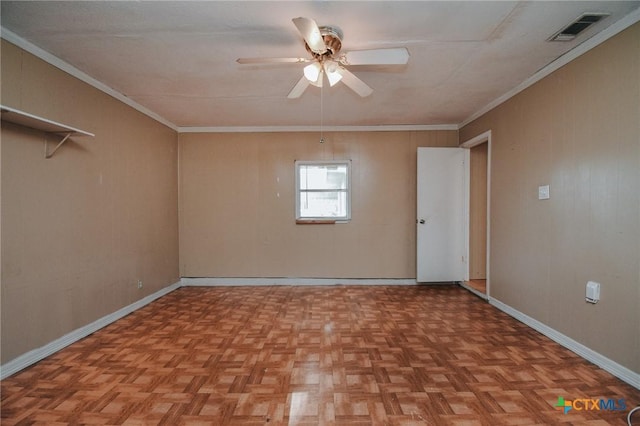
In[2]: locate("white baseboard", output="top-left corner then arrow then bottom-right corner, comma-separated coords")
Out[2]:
181,277 -> 418,286
489,297 -> 640,390
0,281 -> 182,380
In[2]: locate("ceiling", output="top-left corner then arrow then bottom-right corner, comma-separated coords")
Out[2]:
1,1 -> 639,130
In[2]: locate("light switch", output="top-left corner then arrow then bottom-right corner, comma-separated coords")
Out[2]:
538,185 -> 550,200
586,281 -> 600,304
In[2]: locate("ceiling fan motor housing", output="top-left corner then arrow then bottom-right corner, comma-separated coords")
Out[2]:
305,25 -> 343,59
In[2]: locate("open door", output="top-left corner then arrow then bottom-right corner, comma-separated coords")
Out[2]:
416,147 -> 466,282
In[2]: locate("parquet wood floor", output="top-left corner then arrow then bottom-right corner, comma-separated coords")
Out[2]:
2,285 -> 639,425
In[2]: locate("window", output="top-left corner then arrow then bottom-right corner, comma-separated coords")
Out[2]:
295,160 -> 351,222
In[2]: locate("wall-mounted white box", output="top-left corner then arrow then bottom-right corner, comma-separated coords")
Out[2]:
586,281 -> 600,303
538,185 -> 550,200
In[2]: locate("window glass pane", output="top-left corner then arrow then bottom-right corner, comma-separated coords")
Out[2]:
299,191 -> 348,218
296,160 -> 350,221
299,164 -> 347,190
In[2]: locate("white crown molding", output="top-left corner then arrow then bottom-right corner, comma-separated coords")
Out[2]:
460,7 -> 640,129
177,124 -> 459,133
0,281 -> 182,380
490,297 -> 640,390
0,27 -> 178,132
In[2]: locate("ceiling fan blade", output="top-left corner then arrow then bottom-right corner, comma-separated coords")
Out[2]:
339,47 -> 410,66
292,17 -> 327,54
237,57 -> 309,64
287,76 -> 310,99
336,67 -> 373,97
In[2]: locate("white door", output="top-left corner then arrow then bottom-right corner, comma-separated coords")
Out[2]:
417,147 -> 466,282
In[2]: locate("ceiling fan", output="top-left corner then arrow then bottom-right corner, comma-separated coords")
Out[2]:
237,17 -> 410,99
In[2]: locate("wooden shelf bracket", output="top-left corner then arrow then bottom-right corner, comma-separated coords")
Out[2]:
1,105 -> 94,158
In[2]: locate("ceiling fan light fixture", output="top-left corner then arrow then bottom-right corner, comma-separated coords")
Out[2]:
303,62 -> 322,82
324,60 -> 342,86
309,70 -> 324,88
239,17 -> 410,98
327,71 -> 342,87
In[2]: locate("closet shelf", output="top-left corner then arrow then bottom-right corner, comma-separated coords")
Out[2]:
1,105 -> 94,158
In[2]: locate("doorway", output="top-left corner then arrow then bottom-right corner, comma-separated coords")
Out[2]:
461,131 -> 491,299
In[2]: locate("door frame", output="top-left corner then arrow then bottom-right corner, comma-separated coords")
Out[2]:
460,130 -> 492,299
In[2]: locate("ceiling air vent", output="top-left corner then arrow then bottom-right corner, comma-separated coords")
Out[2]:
549,13 -> 610,41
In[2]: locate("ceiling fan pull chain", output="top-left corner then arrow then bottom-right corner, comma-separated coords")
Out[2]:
320,81 -> 324,144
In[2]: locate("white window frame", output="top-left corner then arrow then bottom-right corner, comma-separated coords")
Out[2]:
295,160 -> 351,223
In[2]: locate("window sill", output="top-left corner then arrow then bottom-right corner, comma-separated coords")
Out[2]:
295,219 -> 337,225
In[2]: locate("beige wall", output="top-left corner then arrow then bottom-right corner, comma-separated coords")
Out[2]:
1,41 -> 180,363
179,131 -> 458,279
461,23 -> 640,373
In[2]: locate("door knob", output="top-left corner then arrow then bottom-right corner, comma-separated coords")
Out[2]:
419,219 -> 426,224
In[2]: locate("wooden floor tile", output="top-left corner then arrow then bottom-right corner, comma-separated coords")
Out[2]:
2,285 -> 639,425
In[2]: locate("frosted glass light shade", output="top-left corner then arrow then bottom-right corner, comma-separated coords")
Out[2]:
326,69 -> 342,86
303,62 -> 322,82
324,60 -> 342,86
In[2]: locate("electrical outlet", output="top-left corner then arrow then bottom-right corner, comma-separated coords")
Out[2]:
137,280 -> 143,289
